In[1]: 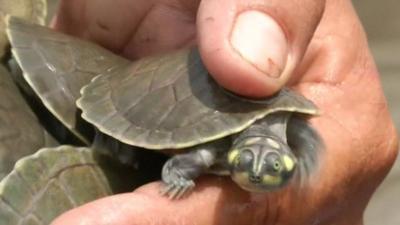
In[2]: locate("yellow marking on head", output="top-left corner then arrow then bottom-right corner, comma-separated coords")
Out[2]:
228,149 -> 240,165
263,174 -> 282,186
232,172 -> 250,186
283,155 -> 295,171
267,138 -> 280,149
243,137 -> 262,146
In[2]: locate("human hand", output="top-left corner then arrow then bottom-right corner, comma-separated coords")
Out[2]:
51,0 -> 398,224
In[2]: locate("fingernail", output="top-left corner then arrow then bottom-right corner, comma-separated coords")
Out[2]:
230,11 -> 288,78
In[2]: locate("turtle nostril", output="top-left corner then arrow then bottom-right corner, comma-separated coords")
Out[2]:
249,175 -> 262,183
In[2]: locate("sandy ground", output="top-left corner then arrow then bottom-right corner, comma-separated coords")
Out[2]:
46,1 -> 400,224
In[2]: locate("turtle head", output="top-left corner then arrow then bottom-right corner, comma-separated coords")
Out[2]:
227,136 -> 297,192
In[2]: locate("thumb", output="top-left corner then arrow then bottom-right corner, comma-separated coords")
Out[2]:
197,0 -> 325,97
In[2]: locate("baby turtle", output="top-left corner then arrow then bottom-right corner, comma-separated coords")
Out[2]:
7,17 -> 323,199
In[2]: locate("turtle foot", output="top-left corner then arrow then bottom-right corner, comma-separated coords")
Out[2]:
160,145 -> 220,199
161,178 -> 195,200
161,157 -> 198,199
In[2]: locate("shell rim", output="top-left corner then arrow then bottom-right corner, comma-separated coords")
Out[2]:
5,16 -> 89,144
77,74 -> 319,150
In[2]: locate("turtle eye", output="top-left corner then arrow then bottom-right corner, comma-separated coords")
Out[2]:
264,152 -> 282,173
273,160 -> 281,172
237,150 -> 254,170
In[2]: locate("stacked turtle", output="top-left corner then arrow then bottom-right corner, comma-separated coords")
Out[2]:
0,0 -> 51,179
0,1 -> 323,224
0,1 -> 142,224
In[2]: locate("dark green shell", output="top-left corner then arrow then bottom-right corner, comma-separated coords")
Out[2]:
77,49 -> 318,149
7,17 -> 319,151
6,16 -> 130,143
0,65 -> 56,179
0,144 -> 165,225
0,146 -> 112,225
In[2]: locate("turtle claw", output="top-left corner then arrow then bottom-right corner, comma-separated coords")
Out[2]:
176,183 -> 194,199
160,183 -> 175,196
161,156 -> 198,199
161,179 -> 195,200
168,186 -> 182,200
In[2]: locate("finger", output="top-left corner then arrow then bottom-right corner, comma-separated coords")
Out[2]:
51,0 -> 153,52
51,0 -> 199,58
197,0 -> 325,97
51,178 -> 266,225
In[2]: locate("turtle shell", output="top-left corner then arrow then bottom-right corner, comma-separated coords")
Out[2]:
6,16 -> 130,143
0,146 -> 114,225
0,0 -> 46,58
0,65 -> 56,179
77,49 -> 318,150
6,17 -> 319,150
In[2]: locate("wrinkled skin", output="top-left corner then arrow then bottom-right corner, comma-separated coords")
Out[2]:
51,0 -> 398,224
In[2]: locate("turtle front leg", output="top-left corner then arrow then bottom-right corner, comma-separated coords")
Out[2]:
161,145 -> 219,199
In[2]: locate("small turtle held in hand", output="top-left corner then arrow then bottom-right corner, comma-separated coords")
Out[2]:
7,16 -> 323,199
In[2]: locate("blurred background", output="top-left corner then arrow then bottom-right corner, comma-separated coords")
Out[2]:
46,0 -> 400,224
353,1 -> 400,225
